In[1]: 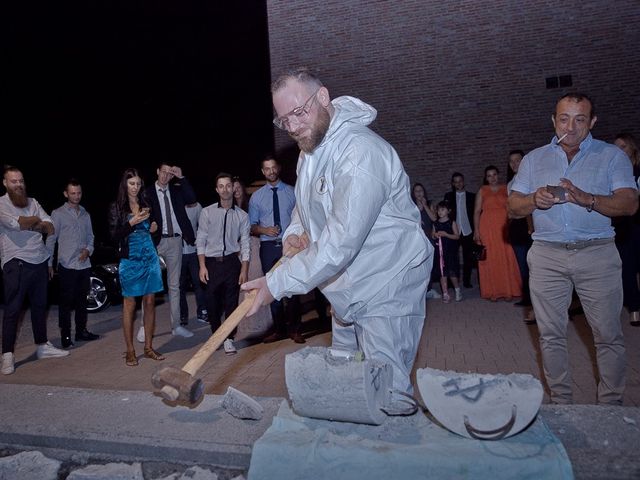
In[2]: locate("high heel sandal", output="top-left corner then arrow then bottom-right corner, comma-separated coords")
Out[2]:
144,347 -> 165,361
125,350 -> 138,366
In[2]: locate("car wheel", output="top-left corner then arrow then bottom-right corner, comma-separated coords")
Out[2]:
87,275 -> 110,313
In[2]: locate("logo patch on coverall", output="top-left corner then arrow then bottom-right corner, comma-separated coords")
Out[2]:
316,176 -> 328,195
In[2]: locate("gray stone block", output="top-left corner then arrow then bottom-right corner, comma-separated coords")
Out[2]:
285,346 -> 392,425
222,387 -> 264,420
67,461 -> 144,479
0,451 -> 60,480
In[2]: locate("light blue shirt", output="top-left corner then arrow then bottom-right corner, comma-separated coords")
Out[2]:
511,133 -> 637,242
248,180 -> 296,242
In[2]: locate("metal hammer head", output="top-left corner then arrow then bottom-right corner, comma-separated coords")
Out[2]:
152,366 -> 204,406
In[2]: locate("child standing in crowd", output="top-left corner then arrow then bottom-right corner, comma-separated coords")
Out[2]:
433,201 -> 462,303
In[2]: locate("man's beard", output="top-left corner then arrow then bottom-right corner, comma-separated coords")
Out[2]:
291,106 -> 330,154
8,187 -> 28,208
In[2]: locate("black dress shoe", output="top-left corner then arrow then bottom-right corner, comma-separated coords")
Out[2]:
61,335 -> 74,349
75,329 -> 100,341
263,332 -> 286,344
463,283 -> 473,289
514,300 -> 532,307
290,332 -> 306,344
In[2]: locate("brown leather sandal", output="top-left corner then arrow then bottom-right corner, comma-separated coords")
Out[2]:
144,347 -> 165,361
125,350 -> 138,366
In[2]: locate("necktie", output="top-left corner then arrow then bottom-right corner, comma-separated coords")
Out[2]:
162,189 -> 174,236
272,187 -> 281,231
222,209 -> 228,255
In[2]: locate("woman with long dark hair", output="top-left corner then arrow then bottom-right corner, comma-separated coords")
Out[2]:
109,168 -> 165,365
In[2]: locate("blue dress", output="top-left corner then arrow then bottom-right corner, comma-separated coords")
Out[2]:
119,218 -> 164,297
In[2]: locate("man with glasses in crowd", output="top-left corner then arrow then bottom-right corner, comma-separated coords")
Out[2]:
242,67 -> 432,403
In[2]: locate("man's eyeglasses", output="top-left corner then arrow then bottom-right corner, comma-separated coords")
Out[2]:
273,88 -> 320,130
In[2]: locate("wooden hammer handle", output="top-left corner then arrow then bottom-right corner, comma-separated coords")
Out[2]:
182,291 -> 256,375
181,247 -> 300,377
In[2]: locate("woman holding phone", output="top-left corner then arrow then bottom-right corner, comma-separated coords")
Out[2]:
109,168 -> 165,366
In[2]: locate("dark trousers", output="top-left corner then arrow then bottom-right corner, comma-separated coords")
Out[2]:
2,259 -> 48,353
204,255 -> 241,338
512,243 -> 532,305
180,252 -> 207,319
459,233 -> 477,285
58,265 -> 90,334
259,241 -> 300,335
617,224 -> 640,312
313,288 -> 329,322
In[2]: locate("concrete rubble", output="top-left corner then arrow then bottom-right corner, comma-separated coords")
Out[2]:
222,387 -> 264,420
0,449 -> 248,480
0,450 -> 60,480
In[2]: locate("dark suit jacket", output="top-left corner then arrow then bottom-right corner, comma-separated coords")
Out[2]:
444,190 -> 476,233
146,177 -> 197,246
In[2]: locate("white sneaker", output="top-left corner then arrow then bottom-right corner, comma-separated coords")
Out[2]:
426,289 -> 441,299
455,288 -> 463,302
136,326 -> 145,343
37,341 -> 71,359
1,352 -> 15,375
223,338 -> 237,355
172,325 -> 194,338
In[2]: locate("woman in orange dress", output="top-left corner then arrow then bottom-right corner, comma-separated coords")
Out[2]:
473,165 -> 522,301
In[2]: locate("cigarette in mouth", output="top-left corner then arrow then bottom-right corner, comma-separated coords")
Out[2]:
556,133 -> 568,144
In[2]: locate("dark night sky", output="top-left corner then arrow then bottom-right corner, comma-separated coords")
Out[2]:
1,0 -> 274,241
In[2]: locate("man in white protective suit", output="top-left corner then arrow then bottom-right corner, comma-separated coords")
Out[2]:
242,67 -> 433,399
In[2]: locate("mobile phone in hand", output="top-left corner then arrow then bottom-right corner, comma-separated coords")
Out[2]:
546,185 -> 566,202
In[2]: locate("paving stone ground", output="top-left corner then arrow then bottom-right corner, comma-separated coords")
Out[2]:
1,283 -> 638,405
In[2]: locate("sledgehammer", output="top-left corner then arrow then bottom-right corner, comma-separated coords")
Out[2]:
152,249 -> 299,406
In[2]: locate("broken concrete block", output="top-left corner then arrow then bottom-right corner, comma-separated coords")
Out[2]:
285,346 -> 392,425
222,386 -> 264,420
66,461 -> 144,479
156,466 -> 220,479
416,367 -> 543,439
0,451 -> 60,480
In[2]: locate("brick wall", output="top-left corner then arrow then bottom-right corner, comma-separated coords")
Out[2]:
267,0 -> 640,200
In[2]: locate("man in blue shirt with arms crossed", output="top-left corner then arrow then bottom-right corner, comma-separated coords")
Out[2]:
508,93 -> 638,405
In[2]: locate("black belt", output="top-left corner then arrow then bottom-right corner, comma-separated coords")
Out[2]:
262,240 -> 282,247
210,253 -> 238,262
536,238 -> 614,250
161,233 -> 181,238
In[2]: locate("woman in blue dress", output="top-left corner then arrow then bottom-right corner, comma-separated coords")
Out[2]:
109,168 -> 165,366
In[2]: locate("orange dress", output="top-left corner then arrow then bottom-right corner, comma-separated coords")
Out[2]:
477,185 -> 522,300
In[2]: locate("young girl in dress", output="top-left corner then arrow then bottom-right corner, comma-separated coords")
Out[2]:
433,201 -> 462,303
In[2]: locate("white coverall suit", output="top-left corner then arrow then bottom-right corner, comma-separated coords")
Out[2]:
267,96 -> 433,395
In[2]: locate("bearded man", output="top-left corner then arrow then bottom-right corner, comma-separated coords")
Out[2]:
242,67 -> 433,402
1,166 -> 69,375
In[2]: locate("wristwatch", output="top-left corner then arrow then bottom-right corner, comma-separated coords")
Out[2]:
586,194 -> 596,212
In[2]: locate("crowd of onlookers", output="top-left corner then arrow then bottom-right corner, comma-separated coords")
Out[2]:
412,132 -> 640,329
1,155 -> 329,374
